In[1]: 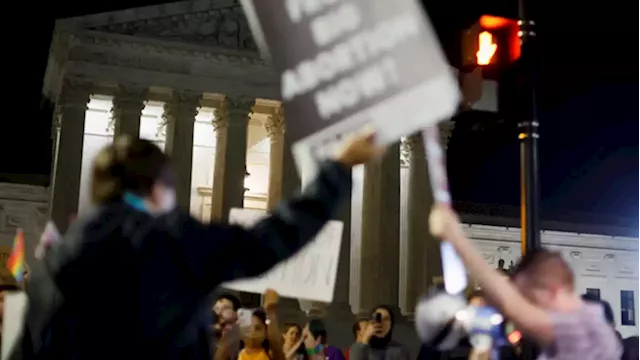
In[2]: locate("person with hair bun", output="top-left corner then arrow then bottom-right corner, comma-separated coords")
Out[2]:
17,131 -> 384,360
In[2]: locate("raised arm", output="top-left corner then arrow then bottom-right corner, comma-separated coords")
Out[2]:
349,322 -> 375,360
428,205 -> 554,346
162,131 -> 384,293
264,290 -> 285,360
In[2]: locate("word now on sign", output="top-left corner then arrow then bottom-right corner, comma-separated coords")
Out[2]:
222,208 -> 344,303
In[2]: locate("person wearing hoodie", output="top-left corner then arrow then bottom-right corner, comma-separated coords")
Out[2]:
15,131 -> 384,360
349,305 -> 410,360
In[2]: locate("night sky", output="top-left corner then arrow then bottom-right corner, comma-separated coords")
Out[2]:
1,0 -> 637,233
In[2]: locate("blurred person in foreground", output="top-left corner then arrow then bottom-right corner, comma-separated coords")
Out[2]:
16,130 -> 385,360
350,305 -> 410,360
580,294 -> 638,360
429,204 -> 622,360
416,290 -> 520,360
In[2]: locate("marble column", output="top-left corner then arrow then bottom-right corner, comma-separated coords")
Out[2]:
49,79 -> 91,234
399,133 -> 441,319
351,143 -> 402,317
274,128 -> 306,322
111,84 -> 147,138
163,90 -> 201,210
210,96 -> 254,222
265,105 -> 285,210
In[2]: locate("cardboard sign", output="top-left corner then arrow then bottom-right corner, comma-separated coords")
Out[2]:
240,0 -> 460,179
1,291 -> 28,360
222,208 -> 343,303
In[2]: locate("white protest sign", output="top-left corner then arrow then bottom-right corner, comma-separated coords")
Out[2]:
222,208 -> 343,303
1,291 -> 28,360
240,0 -> 461,180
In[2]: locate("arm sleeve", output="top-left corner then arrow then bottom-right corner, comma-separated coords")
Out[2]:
163,160 -> 352,291
349,343 -> 369,360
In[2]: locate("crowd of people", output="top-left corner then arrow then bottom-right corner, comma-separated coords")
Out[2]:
211,290 -> 410,360
0,133 -> 637,360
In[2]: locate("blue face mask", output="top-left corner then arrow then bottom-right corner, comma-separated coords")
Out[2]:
123,192 -> 149,213
123,190 -> 176,215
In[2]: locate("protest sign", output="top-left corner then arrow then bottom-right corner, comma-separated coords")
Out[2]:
1,291 -> 27,360
240,0 -> 460,180
222,208 -> 343,303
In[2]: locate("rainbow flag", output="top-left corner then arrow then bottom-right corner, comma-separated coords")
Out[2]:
7,229 -> 25,282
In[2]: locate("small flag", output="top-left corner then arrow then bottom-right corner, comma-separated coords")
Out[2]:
35,221 -> 62,259
7,229 -> 25,282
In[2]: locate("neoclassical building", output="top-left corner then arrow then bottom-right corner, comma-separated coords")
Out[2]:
0,0 -> 630,350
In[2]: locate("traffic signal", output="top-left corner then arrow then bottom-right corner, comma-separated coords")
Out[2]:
474,15 -> 521,80
458,15 -> 524,114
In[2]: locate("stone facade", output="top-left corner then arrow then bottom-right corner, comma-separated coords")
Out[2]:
0,183 -> 50,271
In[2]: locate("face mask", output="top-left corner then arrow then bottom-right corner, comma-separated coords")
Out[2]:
123,189 -> 175,215
159,188 -> 176,213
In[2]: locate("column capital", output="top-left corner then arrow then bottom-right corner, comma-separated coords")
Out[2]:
265,106 -> 285,138
113,84 -> 148,104
110,84 -> 149,134
225,95 -> 256,116
58,78 -> 91,109
163,90 -> 202,122
213,95 -> 255,131
439,120 -> 455,149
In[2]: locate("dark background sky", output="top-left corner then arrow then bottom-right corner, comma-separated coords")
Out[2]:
0,0 -> 637,234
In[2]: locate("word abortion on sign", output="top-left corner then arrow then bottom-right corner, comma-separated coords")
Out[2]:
240,0 -> 460,179
222,208 -> 344,303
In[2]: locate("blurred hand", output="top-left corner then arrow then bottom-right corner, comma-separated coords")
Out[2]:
429,204 -> 465,241
358,322 -> 378,344
460,67 -> 483,108
263,288 -> 279,309
461,22 -> 482,66
303,334 -> 320,350
220,308 -> 237,325
337,129 -> 386,167
469,348 -> 491,360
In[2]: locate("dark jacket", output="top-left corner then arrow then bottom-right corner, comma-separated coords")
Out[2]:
17,161 -> 351,360
622,336 -> 640,360
350,341 -> 410,360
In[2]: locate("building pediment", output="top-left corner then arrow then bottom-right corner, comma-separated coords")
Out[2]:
58,0 -> 257,51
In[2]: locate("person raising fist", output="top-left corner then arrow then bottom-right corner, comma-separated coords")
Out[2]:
18,129 -> 385,360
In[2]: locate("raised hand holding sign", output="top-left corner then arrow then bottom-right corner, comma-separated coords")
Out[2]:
223,209 -> 343,303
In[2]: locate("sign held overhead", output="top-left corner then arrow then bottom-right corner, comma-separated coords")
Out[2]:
240,0 -> 461,180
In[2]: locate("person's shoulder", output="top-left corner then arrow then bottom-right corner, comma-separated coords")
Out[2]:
549,303 -> 622,359
387,341 -> 410,356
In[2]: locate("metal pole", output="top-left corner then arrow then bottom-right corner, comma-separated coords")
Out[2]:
517,0 -> 540,256
517,0 -> 541,358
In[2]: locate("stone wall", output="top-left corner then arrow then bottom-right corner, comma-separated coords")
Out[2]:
0,183 -> 49,265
